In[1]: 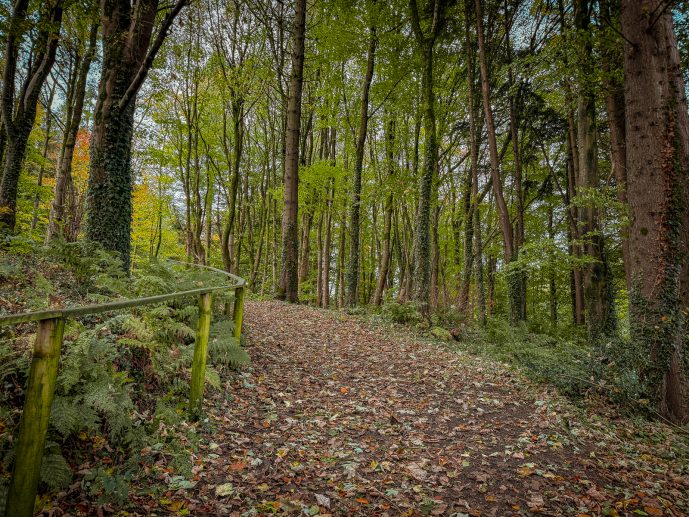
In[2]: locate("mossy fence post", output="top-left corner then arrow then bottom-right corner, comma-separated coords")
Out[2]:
233,286 -> 245,339
189,292 -> 212,415
6,317 -> 65,517
0,261 -> 245,515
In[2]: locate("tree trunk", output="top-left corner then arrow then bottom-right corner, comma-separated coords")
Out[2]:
32,83 -> 57,230
622,0 -> 689,424
373,118 -> 394,306
321,130 -> 336,308
459,7 -> 478,314
575,0 -> 617,342
600,0 -> 630,289
411,41 -> 437,316
548,204 -> 557,326
346,25 -> 376,306
475,0 -> 520,323
86,0 -> 185,271
278,0 -> 306,303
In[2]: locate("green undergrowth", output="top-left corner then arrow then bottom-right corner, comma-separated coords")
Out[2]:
368,301 -> 649,413
0,239 -> 250,513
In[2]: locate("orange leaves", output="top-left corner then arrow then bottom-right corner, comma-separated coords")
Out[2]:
229,460 -> 247,471
517,464 -> 535,476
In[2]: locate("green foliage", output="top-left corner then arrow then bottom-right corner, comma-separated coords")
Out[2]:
40,443 -> 73,490
209,320 -> 250,369
454,318 -> 646,406
380,302 -> 422,325
0,242 -> 251,509
82,468 -> 132,506
46,239 -> 126,291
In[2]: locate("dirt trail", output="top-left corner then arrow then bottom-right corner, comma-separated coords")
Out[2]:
191,301 -> 688,515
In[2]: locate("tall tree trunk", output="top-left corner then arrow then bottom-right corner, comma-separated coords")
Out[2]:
506,19 -> 527,322
336,219 -> 346,308
299,205 -> 314,283
373,117 -> 394,306
487,256 -> 496,316
475,0 -> 520,324
548,204 -> 557,326
622,0 -> 689,424
474,166 -> 486,325
32,82 -> 57,230
278,0 -> 306,302
346,24 -> 377,306
459,6 -> 478,314
575,0 -> 617,341
411,42 -> 437,315
321,129 -> 336,308
430,204 -> 440,308
408,0 -> 446,316
600,0 -> 630,289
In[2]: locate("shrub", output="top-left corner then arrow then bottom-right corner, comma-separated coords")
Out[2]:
381,302 -> 422,325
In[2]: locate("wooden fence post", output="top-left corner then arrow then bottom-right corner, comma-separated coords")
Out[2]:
189,292 -> 212,416
6,317 -> 65,517
233,286 -> 245,340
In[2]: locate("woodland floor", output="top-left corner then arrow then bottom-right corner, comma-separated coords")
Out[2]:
49,300 -> 689,516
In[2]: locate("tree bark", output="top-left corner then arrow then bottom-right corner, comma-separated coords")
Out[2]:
575,0 -> 617,341
346,24 -> 377,306
459,5 -> 478,314
600,0 -> 630,290
409,0 -> 445,316
278,0 -> 306,303
373,118 -> 394,306
475,0 -> 520,323
622,0 -> 689,424
31,83 -> 57,230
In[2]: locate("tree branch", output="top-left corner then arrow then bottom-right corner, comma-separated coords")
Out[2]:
118,0 -> 188,112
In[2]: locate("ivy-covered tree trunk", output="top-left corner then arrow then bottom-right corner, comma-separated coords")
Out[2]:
346,25 -> 376,307
411,43 -> 436,314
278,0 -> 306,303
622,0 -> 689,424
86,0 -> 185,271
0,0 -> 63,233
321,130 -> 336,308
409,0 -> 447,316
574,0 -> 617,342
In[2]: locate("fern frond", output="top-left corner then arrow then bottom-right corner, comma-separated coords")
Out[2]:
205,366 -> 222,389
210,320 -> 236,339
208,335 -> 250,369
40,451 -> 72,489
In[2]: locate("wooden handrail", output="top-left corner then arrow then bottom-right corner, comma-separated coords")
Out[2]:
2,259 -> 247,517
0,259 -> 245,326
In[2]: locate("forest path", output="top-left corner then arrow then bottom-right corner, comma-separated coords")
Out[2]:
192,301 -> 687,515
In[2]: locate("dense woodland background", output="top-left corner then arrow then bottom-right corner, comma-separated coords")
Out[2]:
2,0 -> 689,434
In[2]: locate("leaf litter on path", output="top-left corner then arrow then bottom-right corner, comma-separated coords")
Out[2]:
187,301 -> 688,515
45,300 -> 687,516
